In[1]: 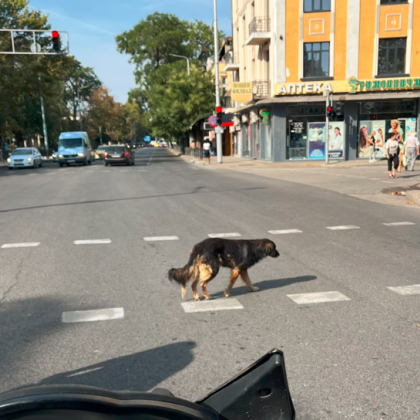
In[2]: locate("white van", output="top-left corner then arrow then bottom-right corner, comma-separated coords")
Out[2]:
58,132 -> 93,167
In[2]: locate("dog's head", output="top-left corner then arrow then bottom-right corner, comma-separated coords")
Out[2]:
263,239 -> 280,258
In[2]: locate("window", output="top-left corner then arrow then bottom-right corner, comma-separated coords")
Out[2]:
304,0 -> 330,12
380,0 -> 407,5
378,37 -> 406,75
304,42 -> 330,78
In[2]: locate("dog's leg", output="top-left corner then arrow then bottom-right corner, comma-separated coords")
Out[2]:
191,279 -> 201,301
181,285 -> 187,299
224,268 -> 240,298
240,269 -> 259,292
199,266 -> 215,300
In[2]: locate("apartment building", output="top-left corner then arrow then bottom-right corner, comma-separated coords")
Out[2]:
226,0 -> 420,162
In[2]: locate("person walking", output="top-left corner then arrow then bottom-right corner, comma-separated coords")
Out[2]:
386,134 -> 400,179
403,132 -> 420,171
369,131 -> 377,162
203,139 -> 211,165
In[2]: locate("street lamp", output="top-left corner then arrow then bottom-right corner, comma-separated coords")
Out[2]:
169,54 -> 190,75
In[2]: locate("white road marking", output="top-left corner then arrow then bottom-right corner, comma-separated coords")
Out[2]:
287,291 -> 351,304
208,233 -> 241,238
74,239 -> 112,245
387,284 -> 420,295
326,225 -> 360,231
382,222 -> 415,226
62,308 -> 124,323
369,178 -> 380,181
182,299 -> 244,313
382,181 -> 393,184
268,229 -> 302,235
143,236 -> 179,241
1,242 -> 40,249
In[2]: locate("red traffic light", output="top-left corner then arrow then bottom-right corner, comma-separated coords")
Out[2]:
327,106 -> 332,113
52,31 -> 59,38
216,106 -> 223,113
372,115 -> 377,119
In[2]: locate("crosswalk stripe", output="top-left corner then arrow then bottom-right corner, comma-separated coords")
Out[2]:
62,308 -> 124,323
144,236 -> 179,241
287,291 -> 351,304
208,233 -> 241,238
387,284 -> 420,295
268,229 -> 302,235
1,242 -> 40,249
74,239 -> 112,245
182,299 -> 243,313
382,222 -> 416,226
326,226 -> 360,231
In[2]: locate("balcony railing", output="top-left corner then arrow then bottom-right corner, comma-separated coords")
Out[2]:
224,51 -> 239,65
249,17 -> 271,35
253,81 -> 270,97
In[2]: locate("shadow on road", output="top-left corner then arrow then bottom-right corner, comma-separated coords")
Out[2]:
210,275 -> 317,299
38,341 -> 196,392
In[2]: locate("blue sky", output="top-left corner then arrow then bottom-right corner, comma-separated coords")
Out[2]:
31,0 -> 232,103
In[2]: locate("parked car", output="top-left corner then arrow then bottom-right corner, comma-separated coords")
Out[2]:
7,148 -> 43,169
103,145 -> 134,166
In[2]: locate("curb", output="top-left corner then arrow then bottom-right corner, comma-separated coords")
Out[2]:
406,190 -> 420,207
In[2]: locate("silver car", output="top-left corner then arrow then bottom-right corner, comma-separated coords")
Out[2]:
7,148 -> 43,170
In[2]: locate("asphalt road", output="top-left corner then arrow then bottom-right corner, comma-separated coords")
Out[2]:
1,148 -> 419,420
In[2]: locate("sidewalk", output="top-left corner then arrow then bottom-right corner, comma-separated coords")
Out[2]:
170,149 -> 420,209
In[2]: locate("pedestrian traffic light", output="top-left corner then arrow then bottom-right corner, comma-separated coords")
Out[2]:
52,31 -> 61,53
216,106 -> 223,125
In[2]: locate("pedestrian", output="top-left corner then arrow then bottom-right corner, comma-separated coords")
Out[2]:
403,131 -> 420,171
386,134 -> 400,179
203,139 -> 211,165
369,130 -> 377,162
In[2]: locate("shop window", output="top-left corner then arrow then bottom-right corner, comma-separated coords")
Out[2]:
378,38 -> 406,76
380,0 -> 408,5
304,42 -> 330,78
304,0 -> 330,12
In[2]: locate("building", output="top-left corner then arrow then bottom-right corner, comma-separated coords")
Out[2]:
227,0 -> 420,161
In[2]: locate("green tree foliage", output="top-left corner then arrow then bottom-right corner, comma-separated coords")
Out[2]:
116,12 -> 224,141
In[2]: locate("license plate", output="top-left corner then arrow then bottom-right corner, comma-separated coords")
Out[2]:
112,155 -> 120,158
68,160 -> 75,163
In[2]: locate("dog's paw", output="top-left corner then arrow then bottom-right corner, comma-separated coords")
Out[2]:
224,290 -> 230,298
194,296 -> 202,301
251,287 -> 259,292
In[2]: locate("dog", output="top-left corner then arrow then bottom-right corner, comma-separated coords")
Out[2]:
168,238 -> 280,300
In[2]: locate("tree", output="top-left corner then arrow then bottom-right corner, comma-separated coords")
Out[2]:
86,87 -> 131,146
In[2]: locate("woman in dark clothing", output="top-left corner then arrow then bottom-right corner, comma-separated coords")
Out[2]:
386,134 -> 400,179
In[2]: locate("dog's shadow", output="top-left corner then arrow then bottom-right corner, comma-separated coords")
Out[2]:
208,275 -> 317,299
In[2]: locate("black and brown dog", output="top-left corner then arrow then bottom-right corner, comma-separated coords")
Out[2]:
168,238 -> 280,300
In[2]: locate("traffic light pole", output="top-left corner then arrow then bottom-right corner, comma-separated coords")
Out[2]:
325,93 -> 330,165
213,0 -> 223,164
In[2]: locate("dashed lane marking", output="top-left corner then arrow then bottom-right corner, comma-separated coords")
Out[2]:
387,284 -> 420,295
268,229 -> 303,235
382,222 -> 416,226
326,226 -> 360,231
144,236 -> 179,241
287,291 -> 351,304
74,239 -> 112,245
182,299 -> 244,313
62,308 -> 124,323
208,233 -> 241,238
1,242 -> 40,249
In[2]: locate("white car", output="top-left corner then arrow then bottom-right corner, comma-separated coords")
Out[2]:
7,148 -> 43,170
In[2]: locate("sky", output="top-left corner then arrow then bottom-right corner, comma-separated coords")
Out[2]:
30,0 -> 232,103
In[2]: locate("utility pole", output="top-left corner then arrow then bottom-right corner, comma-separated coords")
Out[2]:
99,126 -> 103,145
77,80 -> 83,131
213,0 -> 223,164
169,54 -> 190,75
39,87 -> 49,158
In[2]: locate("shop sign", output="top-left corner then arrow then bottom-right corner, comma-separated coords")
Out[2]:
232,82 -> 253,104
275,77 -> 420,96
259,108 -> 270,124
359,100 -> 416,115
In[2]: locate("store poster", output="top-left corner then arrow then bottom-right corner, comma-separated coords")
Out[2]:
328,122 -> 345,159
405,118 -> 417,137
359,120 -> 392,159
308,122 -> 326,159
385,119 -> 405,143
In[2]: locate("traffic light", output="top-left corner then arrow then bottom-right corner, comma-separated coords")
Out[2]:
327,104 -> 336,120
216,106 -> 223,125
52,31 -> 61,53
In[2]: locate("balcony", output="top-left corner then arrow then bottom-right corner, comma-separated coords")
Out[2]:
245,17 -> 271,46
252,81 -> 270,97
224,51 -> 239,71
